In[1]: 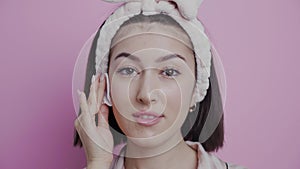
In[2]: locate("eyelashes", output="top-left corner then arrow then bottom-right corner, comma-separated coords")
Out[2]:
160,67 -> 181,77
116,66 -> 181,78
117,66 -> 138,76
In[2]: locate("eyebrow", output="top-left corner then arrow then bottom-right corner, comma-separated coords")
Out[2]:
156,54 -> 186,63
114,52 -> 140,62
114,52 -> 186,63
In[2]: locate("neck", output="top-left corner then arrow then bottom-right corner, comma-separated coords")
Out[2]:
124,134 -> 198,169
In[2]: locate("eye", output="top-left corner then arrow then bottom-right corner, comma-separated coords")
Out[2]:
117,67 -> 138,76
161,68 -> 181,78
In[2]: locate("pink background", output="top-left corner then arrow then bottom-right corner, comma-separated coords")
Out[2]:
1,0 -> 299,168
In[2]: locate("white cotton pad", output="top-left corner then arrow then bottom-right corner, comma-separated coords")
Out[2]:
103,73 -> 112,106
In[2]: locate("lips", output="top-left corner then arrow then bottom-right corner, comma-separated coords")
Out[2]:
132,111 -> 164,127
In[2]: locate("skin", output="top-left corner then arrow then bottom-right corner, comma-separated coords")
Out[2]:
76,75 -> 114,169
75,22 -> 199,169
109,23 -> 198,168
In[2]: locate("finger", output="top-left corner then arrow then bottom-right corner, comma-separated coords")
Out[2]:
88,75 -> 98,116
96,73 -> 106,108
88,75 -> 96,105
75,91 -> 94,131
75,111 -> 93,133
75,115 -> 104,150
77,90 -> 90,117
97,104 -> 110,129
94,74 -> 101,108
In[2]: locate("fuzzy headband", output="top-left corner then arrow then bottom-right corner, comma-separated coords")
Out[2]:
95,0 -> 211,104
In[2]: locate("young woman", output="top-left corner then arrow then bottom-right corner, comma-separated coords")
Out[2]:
73,0 -> 246,168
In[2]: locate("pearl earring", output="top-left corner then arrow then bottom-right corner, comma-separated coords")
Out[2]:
189,103 -> 197,112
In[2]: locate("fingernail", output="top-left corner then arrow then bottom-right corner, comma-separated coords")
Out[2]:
95,74 -> 100,82
100,105 -> 106,114
91,75 -> 96,83
100,73 -> 105,81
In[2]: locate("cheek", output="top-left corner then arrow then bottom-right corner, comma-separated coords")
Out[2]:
166,78 -> 194,104
164,79 -> 195,122
110,77 -> 132,115
110,78 -> 134,134
111,80 -> 128,103
164,83 -> 182,110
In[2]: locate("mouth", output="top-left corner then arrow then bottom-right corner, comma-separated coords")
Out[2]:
132,111 -> 164,127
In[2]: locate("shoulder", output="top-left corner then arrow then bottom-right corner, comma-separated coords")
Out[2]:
185,141 -> 247,169
108,141 -> 247,169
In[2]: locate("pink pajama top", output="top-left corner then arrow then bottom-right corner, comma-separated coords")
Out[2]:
107,141 -> 246,169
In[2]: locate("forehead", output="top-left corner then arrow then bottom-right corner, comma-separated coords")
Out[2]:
111,22 -> 193,49
109,23 -> 195,70
110,33 -> 193,61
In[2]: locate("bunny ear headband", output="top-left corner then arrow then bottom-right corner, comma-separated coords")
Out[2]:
95,0 -> 212,104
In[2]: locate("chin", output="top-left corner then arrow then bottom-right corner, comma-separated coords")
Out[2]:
127,134 -> 168,148
125,127 -> 178,147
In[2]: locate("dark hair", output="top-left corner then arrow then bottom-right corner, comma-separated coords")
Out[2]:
73,14 -> 224,152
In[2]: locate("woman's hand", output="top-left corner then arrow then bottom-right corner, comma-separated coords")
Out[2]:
75,74 -> 114,169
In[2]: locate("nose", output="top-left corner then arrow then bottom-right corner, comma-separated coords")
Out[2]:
136,69 -> 159,106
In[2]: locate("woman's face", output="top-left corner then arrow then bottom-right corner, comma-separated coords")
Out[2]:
108,22 -> 196,146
